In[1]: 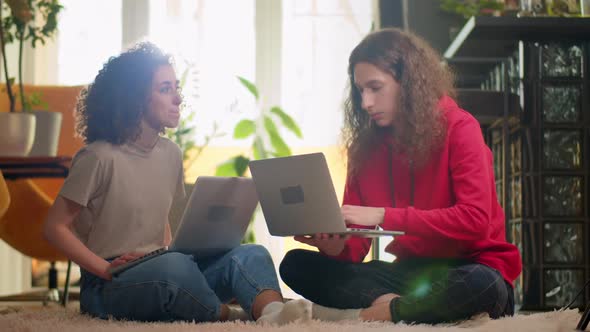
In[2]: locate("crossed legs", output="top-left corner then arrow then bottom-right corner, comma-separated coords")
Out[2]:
280,249 -> 514,324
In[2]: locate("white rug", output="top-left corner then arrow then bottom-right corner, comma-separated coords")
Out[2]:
0,305 -> 583,332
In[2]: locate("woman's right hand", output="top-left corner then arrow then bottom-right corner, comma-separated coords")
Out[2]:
102,252 -> 145,280
294,233 -> 350,256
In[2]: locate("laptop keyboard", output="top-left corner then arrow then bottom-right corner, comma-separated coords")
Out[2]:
108,247 -> 168,276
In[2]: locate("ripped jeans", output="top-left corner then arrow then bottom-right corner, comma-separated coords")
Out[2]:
79,244 -> 281,322
280,249 -> 514,324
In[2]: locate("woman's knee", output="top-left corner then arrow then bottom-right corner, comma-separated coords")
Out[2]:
232,244 -> 271,260
239,243 -> 271,256
281,249 -> 308,265
279,249 -> 313,283
448,264 -> 509,317
115,252 -> 198,285
228,244 -> 277,271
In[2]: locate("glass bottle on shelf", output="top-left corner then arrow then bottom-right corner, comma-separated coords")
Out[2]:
519,0 -> 549,16
546,0 -> 582,16
505,0 -> 521,15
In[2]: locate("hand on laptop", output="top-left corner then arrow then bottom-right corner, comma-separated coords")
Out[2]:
294,233 -> 351,256
341,205 -> 385,227
105,252 -> 147,279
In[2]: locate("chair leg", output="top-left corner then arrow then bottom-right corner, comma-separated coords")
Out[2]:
61,260 -> 72,307
44,262 -> 60,305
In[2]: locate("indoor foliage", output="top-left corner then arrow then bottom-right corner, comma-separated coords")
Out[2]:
215,76 -> 302,177
0,0 -> 62,112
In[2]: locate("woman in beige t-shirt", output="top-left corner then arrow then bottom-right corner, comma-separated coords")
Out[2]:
43,42 -> 312,324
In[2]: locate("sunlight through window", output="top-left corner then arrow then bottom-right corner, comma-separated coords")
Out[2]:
282,0 -> 373,147
148,0 -> 256,147
57,0 -> 122,85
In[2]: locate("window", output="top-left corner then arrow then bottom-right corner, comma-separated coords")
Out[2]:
57,0 -> 122,85
282,0 -> 374,146
148,0 -> 256,147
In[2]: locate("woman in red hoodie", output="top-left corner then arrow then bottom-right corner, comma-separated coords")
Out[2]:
279,28 -> 522,324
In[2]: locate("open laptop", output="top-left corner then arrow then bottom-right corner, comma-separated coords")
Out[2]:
108,176 -> 258,276
248,152 -> 404,238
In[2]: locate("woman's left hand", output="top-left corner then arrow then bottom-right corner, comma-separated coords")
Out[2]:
341,205 -> 385,227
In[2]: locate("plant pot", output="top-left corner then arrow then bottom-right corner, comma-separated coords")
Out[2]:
0,112 -> 36,157
28,110 -> 62,157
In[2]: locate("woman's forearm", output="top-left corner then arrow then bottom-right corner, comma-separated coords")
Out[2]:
45,223 -> 111,279
43,196 -> 111,279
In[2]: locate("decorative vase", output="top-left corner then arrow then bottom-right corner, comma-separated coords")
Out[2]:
28,110 -> 63,157
0,112 -> 36,157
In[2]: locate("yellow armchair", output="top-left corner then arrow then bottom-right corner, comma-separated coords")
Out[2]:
0,171 -> 9,221
0,85 -> 84,305
0,85 -> 83,253
0,179 -> 64,261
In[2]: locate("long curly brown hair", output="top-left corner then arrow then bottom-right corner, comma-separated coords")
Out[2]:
75,42 -> 173,144
343,28 -> 455,174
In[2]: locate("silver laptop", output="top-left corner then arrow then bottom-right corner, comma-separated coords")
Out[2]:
109,176 -> 258,276
248,153 -> 404,238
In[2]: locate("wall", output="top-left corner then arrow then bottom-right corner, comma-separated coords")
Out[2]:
379,0 -> 463,54
0,242 -> 30,296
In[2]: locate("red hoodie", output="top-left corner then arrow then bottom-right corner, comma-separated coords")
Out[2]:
332,96 -> 522,285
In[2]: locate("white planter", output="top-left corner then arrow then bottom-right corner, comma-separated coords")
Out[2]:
0,112 -> 36,157
28,110 -> 62,157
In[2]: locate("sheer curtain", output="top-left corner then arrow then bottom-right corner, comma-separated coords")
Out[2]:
281,0 -> 373,147
148,0 -> 256,147
56,1 -> 122,85
147,0 -> 374,150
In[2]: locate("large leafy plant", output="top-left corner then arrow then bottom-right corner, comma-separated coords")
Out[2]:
0,0 -> 63,113
215,76 -> 302,177
216,76 -> 302,244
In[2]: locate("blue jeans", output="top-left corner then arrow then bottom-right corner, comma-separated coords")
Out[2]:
280,249 -> 514,324
80,244 -> 281,322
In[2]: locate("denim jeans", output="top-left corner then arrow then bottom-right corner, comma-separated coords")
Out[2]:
280,249 -> 514,324
80,244 -> 281,322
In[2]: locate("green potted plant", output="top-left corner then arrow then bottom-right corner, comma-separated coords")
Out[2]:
215,76 -> 302,177
0,0 -> 63,157
438,0 -> 504,44
216,76 -> 303,243
439,0 -> 505,20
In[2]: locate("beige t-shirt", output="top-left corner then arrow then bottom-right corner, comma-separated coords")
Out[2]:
59,137 -> 185,259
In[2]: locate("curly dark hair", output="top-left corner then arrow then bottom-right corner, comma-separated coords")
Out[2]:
343,28 -> 455,174
75,42 -> 174,144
